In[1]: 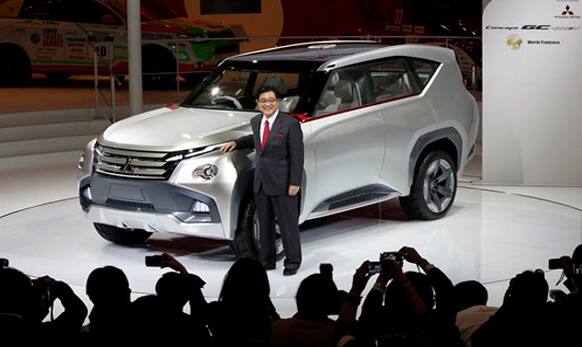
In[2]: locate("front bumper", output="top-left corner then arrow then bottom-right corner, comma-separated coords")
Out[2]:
86,204 -> 225,240
79,173 -> 225,240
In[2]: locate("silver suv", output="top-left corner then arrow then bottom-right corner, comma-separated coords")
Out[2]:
77,41 -> 479,256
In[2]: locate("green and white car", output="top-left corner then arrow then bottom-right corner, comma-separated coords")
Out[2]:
0,0 -> 241,84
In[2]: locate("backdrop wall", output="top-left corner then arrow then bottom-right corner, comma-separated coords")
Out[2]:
482,0 -> 582,185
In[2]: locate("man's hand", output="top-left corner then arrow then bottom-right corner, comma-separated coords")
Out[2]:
288,185 -> 300,196
351,261 -> 373,296
399,246 -> 429,267
161,253 -> 188,274
219,141 -> 237,153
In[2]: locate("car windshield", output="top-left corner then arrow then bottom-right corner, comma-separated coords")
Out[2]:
183,66 -> 315,113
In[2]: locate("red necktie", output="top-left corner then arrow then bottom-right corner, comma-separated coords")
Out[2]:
261,120 -> 270,151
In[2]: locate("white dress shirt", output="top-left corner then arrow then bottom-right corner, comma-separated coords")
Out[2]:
260,110 -> 279,142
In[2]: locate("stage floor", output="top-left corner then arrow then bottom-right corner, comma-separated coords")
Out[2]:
1,186 -> 580,316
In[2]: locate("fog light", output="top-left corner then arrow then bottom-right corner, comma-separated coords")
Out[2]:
192,201 -> 210,213
82,187 -> 92,201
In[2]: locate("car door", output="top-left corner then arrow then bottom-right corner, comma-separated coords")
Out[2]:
309,64 -> 387,213
55,0 -> 125,69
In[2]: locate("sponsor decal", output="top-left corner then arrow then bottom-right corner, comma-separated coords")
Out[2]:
486,24 -> 550,30
42,29 -> 64,47
30,32 -> 41,44
552,25 -> 581,30
142,32 -> 174,40
66,36 -> 86,43
414,26 -> 425,34
506,35 -> 523,50
527,39 -> 560,45
486,24 -> 580,31
555,5 -> 581,18
506,35 -> 561,50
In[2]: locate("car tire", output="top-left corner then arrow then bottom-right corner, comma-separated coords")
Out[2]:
45,72 -> 72,82
400,150 -> 457,220
94,223 -> 152,245
231,198 -> 283,259
0,45 -> 31,85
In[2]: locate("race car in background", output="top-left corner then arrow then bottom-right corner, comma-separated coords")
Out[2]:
0,0 -> 241,85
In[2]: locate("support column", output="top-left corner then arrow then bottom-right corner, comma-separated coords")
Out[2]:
127,0 -> 143,115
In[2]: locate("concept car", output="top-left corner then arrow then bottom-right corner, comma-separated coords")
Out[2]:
77,40 -> 479,255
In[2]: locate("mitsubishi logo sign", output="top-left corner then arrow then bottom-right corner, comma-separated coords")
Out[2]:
121,157 -> 135,173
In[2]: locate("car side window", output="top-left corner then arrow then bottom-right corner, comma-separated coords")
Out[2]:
313,66 -> 370,116
20,0 -> 122,25
19,0 -> 55,20
409,59 -> 440,88
368,58 -> 417,102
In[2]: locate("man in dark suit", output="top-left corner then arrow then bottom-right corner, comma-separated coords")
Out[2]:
220,86 -> 304,276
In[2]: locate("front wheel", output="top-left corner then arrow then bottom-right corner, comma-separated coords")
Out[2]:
231,198 -> 282,259
94,223 -> 152,245
400,151 -> 457,220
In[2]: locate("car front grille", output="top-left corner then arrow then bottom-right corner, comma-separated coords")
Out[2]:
105,199 -> 155,212
94,145 -> 181,180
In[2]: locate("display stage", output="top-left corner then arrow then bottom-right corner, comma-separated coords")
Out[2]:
0,187 -> 579,310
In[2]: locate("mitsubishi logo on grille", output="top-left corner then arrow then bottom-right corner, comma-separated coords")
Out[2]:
121,157 -> 135,173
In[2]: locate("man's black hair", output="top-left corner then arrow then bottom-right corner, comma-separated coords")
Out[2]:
454,280 -> 488,310
256,85 -> 281,100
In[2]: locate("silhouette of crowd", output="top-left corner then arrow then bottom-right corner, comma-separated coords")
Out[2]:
1,244 -> 580,346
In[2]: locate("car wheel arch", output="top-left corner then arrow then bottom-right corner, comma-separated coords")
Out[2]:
409,127 -> 462,186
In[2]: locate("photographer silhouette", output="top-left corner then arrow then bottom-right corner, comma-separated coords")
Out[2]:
0,266 -> 87,342
544,244 -> 582,347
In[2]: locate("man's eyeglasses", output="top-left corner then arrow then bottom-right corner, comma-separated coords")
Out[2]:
257,98 -> 278,104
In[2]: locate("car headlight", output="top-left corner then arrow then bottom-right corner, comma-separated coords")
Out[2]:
78,154 -> 85,170
193,164 -> 218,180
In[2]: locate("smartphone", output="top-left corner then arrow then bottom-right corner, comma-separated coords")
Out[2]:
145,255 -> 163,267
548,258 -> 562,270
368,261 -> 382,274
0,258 -> 8,268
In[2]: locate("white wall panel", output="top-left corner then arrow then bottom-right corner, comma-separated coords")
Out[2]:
483,0 -> 582,184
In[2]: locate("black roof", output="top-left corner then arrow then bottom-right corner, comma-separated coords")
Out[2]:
229,43 -> 385,65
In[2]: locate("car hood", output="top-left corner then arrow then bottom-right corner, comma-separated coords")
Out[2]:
98,106 -> 256,152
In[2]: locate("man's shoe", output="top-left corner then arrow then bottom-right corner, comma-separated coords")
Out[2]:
283,267 -> 298,276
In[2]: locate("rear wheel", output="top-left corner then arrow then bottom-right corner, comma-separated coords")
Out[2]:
94,223 -> 152,245
400,150 -> 457,220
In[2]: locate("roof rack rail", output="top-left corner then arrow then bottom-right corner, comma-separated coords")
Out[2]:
221,39 -> 379,64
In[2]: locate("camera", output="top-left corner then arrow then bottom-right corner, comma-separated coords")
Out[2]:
31,277 -> 55,317
368,261 -> 382,274
0,258 -> 8,268
145,255 -> 163,267
548,258 -> 562,270
381,251 -> 404,267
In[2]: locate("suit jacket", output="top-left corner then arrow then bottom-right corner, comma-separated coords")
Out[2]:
235,112 -> 304,196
